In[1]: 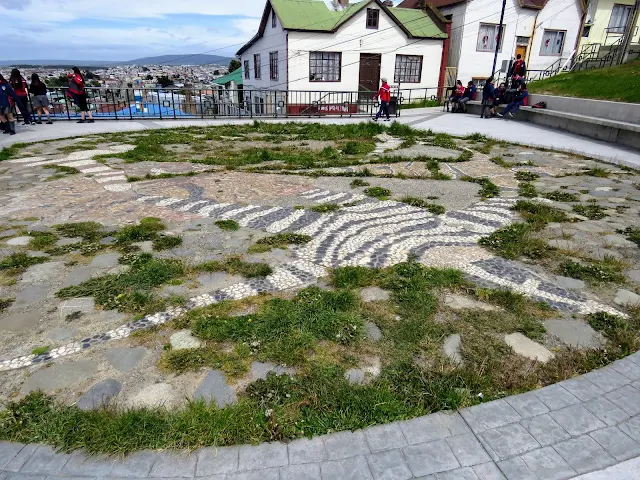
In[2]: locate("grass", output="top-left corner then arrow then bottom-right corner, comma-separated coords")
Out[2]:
247,233 -> 312,253
152,235 -> 182,251
198,256 -> 273,278
479,223 -> 551,259
400,196 -> 446,215
43,165 -> 80,175
54,222 -> 105,242
543,191 -> 579,202
310,203 -> 340,214
527,60 -> 640,103
514,171 -> 540,181
350,179 -> 370,188
581,168 -> 610,178
214,220 -> 240,231
572,204 -> 607,220
0,143 -> 28,162
558,258 -> 625,284
160,344 -> 251,377
0,253 -> 48,275
622,227 -> 640,247
31,346 -> 50,356
518,183 -> 538,198
364,187 -> 391,200
460,176 -> 500,198
116,217 -> 165,244
27,231 -> 59,250
401,98 -> 440,109
431,133 -> 457,150
0,297 -> 14,312
514,200 -> 569,227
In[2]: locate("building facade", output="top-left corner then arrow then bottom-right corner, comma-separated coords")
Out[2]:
580,0 -> 640,48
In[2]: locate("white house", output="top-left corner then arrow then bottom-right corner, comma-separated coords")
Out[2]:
237,0 -> 450,114
399,0 -> 586,83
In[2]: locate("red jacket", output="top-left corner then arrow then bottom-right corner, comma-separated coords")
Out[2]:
376,83 -> 391,102
11,77 -> 28,97
455,84 -> 465,97
67,73 -> 85,95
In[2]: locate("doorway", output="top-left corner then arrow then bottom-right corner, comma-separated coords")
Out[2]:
358,53 -> 381,101
515,45 -> 527,59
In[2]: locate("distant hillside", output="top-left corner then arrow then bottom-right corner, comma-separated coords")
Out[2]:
125,54 -> 232,66
0,60 -> 116,67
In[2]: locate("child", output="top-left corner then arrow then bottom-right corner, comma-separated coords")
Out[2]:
9,68 -> 33,125
480,77 -> 495,119
67,67 -> 94,123
499,83 -> 528,118
30,74 -> 53,124
373,77 -> 391,122
0,74 -> 19,135
448,80 -> 465,113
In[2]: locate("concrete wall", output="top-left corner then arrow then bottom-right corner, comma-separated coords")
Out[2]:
528,94 -> 640,124
580,0 -> 640,48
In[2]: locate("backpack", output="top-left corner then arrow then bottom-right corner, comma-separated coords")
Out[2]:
532,101 -> 546,109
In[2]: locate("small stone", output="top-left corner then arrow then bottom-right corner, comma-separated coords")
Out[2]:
47,327 -> 77,342
614,289 -> 640,307
547,239 -> 578,251
194,370 -> 237,407
77,379 -> 122,410
105,347 -> 147,372
553,275 -> 585,290
0,229 -> 18,238
444,294 -> 497,311
127,383 -> 182,409
359,286 -> 390,302
364,321 -> 382,342
504,333 -> 554,363
444,334 -> 463,365
59,297 -> 95,319
544,319 -> 604,349
345,368 -> 366,385
6,235 -> 33,246
55,237 -> 82,247
89,252 -> 120,268
170,329 -> 202,350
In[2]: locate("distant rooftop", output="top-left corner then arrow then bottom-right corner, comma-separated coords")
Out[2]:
212,69 -> 243,86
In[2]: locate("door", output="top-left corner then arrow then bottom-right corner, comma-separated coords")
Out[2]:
515,45 -> 527,59
358,53 -> 381,101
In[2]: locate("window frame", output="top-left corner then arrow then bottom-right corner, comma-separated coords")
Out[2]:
269,51 -> 279,81
607,4 -> 633,34
253,54 -> 261,79
272,10 -> 277,28
394,54 -> 423,84
366,8 -> 379,29
476,23 -> 505,52
309,51 -> 342,82
539,29 -> 566,56
243,60 -> 250,79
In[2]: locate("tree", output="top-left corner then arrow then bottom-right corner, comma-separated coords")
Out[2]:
46,74 -> 69,87
228,59 -> 241,73
145,74 -> 154,80
157,75 -> 174,87
214,70 -> 220,76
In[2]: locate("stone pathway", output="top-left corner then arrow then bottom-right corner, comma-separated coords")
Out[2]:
3,351 -> 640,479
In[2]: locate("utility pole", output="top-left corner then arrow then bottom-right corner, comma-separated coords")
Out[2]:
492,0 -> 507,76
619,0 -> 640,64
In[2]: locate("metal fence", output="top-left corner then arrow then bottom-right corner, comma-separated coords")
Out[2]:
18,86 -> 444,122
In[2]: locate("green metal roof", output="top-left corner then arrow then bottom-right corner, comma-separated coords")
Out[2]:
212,68 -> 243,86
391,7 -> 447,39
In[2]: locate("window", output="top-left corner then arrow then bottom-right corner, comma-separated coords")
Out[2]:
309,52 -> 341,82
394,55 -> 422,83
540,29 -> 566,55
582,25 -> 592,38
366,9 -> 379,29
516,36 -> 530,46
269,52 -> 278,80
253,54 -> 261,79
244,60 -> 250,79
272,10 -> 277,28
608,4 -> 633,34
477,23 -> 504,52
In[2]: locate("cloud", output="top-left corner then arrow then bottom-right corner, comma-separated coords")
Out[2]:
0,0 -> 30,9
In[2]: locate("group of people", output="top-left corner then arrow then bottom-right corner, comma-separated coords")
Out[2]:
447,80 -> 477,113
0,66 -> 94,135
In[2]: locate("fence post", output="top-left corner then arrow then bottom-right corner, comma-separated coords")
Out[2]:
64,88 -> 71,121
126,89 -> 132,120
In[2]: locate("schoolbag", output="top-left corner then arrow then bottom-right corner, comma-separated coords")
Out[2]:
532,101 -> 546,109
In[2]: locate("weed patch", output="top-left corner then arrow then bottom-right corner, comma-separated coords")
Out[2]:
54,222 -> 105,241
558,259 -> 625,283
0,253 -> 48,274
116,217 -> 165,244
350,179 -> 370,188
214,220 -> 240,231
310,203 -> 340,214
479,223 -> 550,259
0,297 -> 14,311
152,235 -> 182,251
161,344 -> 251,377
543,191 -> 579,202
364,187 -> 391,200
572,204 -> 607,220
248,233 -> 312,254
31,346 -> 50,356
198,256 -> 272,278
622,227 -> 640,247
460,176 -> 500,198
514,200 -> 569,228
514,171 -> 540,181
400,196 -> 446,214
518,183 -> 538,198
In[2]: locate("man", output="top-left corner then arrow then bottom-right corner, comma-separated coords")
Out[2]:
509,54 -> 527,84
459,81 -> 477,113
373,77 -> 391,122
499,83 -> 528,118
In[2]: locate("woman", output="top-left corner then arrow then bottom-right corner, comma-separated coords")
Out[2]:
448,80 -> 465,113
0,74 -> 19,135
9,68 -> 33,125
67,67 -> 94,123
480,77 -> 495,119
30,74 -> 52,124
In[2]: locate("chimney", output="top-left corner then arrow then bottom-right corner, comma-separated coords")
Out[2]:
383,0 -> 393,5
332,0 -> 349,10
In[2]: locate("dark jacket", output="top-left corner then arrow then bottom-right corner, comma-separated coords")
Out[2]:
0,81 -> 19,108
463,85 -> 477,99
494,87 -> 506,102
482,83 -> 495,101
514,89 -> 529,102
30,82 -> 47,96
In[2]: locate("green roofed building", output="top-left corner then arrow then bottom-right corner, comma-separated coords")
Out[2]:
236,0 -> 450,115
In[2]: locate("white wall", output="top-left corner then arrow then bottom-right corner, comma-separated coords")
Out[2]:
444,2 -> 468,75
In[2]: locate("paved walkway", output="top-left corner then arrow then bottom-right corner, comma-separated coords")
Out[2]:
2,351 -> 640,478
1,109 -> 639,168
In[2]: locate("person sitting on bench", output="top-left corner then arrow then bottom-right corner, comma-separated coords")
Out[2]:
492,82 -> 506,117
499,83 -> 528,118
459,81 -> 477,113
447,80 -> 465,112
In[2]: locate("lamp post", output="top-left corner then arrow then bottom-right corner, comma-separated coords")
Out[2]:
492,0 -> 508,76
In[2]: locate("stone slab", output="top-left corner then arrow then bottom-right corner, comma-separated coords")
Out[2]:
13,284 -> 49,307
193,370 -> 237,407
553,275 -> 585,290
0,310 -> 42,332
126,382 -> 182,409
59,297 -> 95,319
360,286 -> 390,302
77,378 -> 122,411
21,360 -> 97,393
444,294 -> 497,311
169,329 -> 202,350
543,319 -> 604,349
614,289 -> 640,307
104,347 -> 146,372
20,262 -> 64,284
6,236 -> 33,246
504,333 -> 554,363
88,252 -> 121,268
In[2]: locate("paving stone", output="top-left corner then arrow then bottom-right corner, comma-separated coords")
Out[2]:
612,356 -> 640,382
88,252 -> 121,268
443,294 -> 497,311
582,396 -> 631,426
344,368 -> 366,384
126,382 -> 182,409
287,436 -> 327,465
324,430 -> 370,460
504,333 -> 554,363
133,240 -> 154,253
619,416 -> 640,442
6,236 -> 33,246
104,347 -> 146,372
25,250 -> 50,258
445,433 -> 490,467
60,451 -> 116,476
434,466 -> 479,480
3,444 -> 38,472
46,327 -> 77,342
400,413 -> 452,444
18,445 -> 71,475
583,365 -> 630,392
586,247 -> 623,260
533,384 -> 579,410
108,450 -> 158,477
238,442 -> 288,471
148,451 -> 196,477
602,234 -> 636,248
59,297 -> 95,318
496,457 -> 536,480
520,414 -> 571,447
552,275 -> 585,290
20,262 -> 64,284
13,284 -> 49,307
552,435 -> 615,474
0,442 -> 25,469
62,266 -> 100,287
443,334 -> 463,366
170,329 -> 202,350
196,446 -> 239,475
364,321 -> 383,341
99,236 -> 116,245
0,311 -> 42,332
193,370 -> 237,407
547,239 -> 578,250
55,237 -> 82,247
505,392 -> 549,418
279,463 -> 321,480
614,289 -> 640,307
518,447 -> 575,480
605,384 -> 640,416
21,360 -> 97,393
0,229 -> 18,238
360,286 -> 390,302
402,440 -> 460,477
472,462 -> 506,480
460,399 -> 522,433
440,412 -> 472,435
227,468 -> 279,480
590,426 -> 640,461
77,378 -> 121,411
479,423 -> 540,461
320,456 -> 373,480
625,269 -> 640,283
549,404 -> 606,435
196,271 -> 245,291
366,448 -> 412,480
543,319 -> 603,349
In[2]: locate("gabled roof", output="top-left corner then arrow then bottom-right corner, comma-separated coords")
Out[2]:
397,0 -> 466,9
237,0 -> 448,55
212,69 -> 243,86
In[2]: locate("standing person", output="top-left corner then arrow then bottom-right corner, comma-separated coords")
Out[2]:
499,83 -> 528,118
480,77 -> 495,119
372,77 -> 391,122
508,54 -> 527,84
0,74 -> 19,135
30,74 -> 53,125
66,67 -> 94,123
458,81 -> 477,113
9,69 -> 33,125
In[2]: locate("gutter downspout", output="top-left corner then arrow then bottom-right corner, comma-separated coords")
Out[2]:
285,32 -> 289,115
437,18 -> 452,100
527,10 -> 540,68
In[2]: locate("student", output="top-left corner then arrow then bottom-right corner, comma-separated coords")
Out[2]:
448,80 -> 465,112
67,67 -> 94,123
509,54 -> 527,82
372,77 -> 391,122
9,68 -> 33,125
0,74 -> 19,135
459,81 -> 477,113
30,74 -> 52,125
492,82 -> 506,117
499,83 -> 528,118
480,77 -> 495,119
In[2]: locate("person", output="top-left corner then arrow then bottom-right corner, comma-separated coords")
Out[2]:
492,82 -> 506,117
480,77 -> 495,119
0,74 -> 19,135
30,74 -> 52,125
499,83 -> 528,118
458,81 -> 477,113
509,54 -> 527,82
9,68 -> 33,125
372,77 -> 391,122
448,80 -> 465,112
66,67 -> 94,123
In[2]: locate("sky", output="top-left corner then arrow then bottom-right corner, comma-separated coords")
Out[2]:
0,0 -> 270,61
